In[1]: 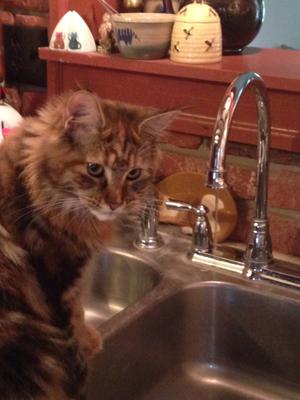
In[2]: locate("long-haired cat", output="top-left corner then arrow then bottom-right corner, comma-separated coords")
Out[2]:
0,90 -> 178,399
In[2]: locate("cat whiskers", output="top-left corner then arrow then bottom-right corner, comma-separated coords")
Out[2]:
10,197 -> 88,229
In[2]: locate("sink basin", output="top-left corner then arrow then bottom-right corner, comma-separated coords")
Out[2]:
87,282 -> 300,400
83,249 -> 160,326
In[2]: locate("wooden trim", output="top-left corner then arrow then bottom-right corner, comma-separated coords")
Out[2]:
46,62 -> 64,96
174,113 -> 300,152
39,47 -> 300,93
39,47 -> 300,153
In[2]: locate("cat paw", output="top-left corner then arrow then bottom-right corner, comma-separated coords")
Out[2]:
80,325 -> 102,358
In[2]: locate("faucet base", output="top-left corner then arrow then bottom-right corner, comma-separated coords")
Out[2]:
191,243 -> 300,290
134,235 -> 164,250
191,245 -> 244,274
244,218 -> 273,279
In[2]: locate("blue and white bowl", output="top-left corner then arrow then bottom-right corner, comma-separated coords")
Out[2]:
111,13 -> 175,59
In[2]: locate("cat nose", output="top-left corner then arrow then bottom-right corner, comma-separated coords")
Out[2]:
108,202 -> 122,211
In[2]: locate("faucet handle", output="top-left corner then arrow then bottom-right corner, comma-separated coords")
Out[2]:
164,200 -> 194,213
165,200 -> 212,254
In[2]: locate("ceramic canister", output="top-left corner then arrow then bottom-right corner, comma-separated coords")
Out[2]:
170,1 -> 222,63
204,0 -> 265,54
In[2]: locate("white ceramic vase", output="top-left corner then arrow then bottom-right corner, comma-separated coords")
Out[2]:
50,10 -> 96,52
0,102 -> 23,142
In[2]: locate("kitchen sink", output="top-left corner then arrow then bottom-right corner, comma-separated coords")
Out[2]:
86,281 -> 300,400
83,248 -> 160,326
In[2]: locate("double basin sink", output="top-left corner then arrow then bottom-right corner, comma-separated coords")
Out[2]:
83,228 -> 300,400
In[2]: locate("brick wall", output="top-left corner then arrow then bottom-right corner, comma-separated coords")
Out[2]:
0,0 -> 48,115
159,132 -> 300,257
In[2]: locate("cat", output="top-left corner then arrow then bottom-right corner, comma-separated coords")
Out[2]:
0,90 -> 178,400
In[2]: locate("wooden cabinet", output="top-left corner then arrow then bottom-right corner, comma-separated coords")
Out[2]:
41,1 -> 300,152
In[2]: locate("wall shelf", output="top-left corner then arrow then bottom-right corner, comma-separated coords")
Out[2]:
39,46 -> 300,152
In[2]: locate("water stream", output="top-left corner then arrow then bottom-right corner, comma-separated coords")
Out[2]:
212,191 -> 221,253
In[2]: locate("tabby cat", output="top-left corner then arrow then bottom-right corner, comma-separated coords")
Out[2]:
0,90 -> 178,400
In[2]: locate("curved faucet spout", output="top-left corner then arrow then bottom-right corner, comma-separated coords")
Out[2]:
206,72 -> 272,279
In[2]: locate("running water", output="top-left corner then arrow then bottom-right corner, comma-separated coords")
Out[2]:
213,192 -> 221,253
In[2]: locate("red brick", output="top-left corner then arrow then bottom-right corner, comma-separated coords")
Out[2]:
227,164 -> 256,200
0,50 -> 4,79
3,0 -> 48,13
0,10 -> 15,25
227,162 -> 300,212
0,11 -> 15,52
158,151 -> 207,180
6,87 -> 22,112
21,90 -> 46,116
159,150 -> 257,200
161,148 -> 300,208
228,163 -> 300,212
270,150 -> 300,166
268,212 -> 300,256
161,131 -> 203,150
226,141 -> 300,166
229,199 -> 252,244
207,157 -> 300,213
268,168 -> 300,212
15,13 -> 48,28
226,142 -> 257,160
229,200 -> 300,257
158,150 -> 300,256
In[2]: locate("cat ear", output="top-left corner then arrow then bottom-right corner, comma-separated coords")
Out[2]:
64,90 -> 105,134
138,109 -> 180,139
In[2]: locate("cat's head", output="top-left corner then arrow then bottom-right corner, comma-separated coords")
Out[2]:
21,90 -> 178,239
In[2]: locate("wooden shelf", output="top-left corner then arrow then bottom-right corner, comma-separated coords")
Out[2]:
40,47 -> 300,92
39,47 -> 300,152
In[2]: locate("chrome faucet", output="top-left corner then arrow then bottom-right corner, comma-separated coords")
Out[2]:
206,71 -> 273,279
135,72 -> 300,289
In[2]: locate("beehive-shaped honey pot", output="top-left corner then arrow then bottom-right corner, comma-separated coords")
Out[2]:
170,1 -> 222,64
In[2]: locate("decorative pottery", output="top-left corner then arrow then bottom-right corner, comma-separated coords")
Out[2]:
50,10 -> 96,52
111,13 -> 175,59
170,1 -> 222,64
53,31 -> 65,49
0,102 -> 23,143
203,0 -> 265,54
68,32 -> 82,50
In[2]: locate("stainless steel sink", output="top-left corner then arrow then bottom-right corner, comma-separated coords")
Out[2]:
83,248 -> 160,326
86,281 -> 300,400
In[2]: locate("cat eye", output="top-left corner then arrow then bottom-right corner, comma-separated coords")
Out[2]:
127,168 -> 142,181
87,163 -> 105,177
